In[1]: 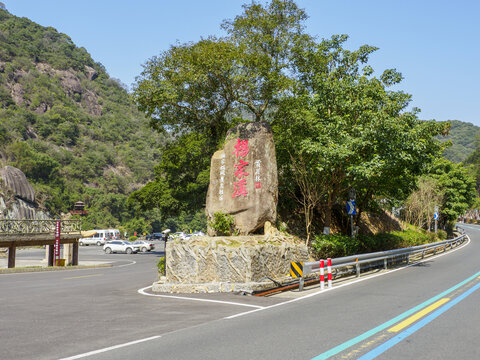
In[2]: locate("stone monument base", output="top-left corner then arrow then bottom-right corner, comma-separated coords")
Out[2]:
152,234 -> 309,294
152,279 -> 275,294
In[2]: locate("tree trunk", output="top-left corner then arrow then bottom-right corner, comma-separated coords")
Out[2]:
323,204 -> 332,235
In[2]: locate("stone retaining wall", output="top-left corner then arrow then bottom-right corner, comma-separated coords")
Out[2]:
153,234 -> 309,293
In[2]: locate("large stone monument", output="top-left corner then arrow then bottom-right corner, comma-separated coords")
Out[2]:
206,122 -> 278,235
152,122 -> 309,294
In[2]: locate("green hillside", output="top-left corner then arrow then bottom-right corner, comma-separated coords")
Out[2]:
0,9 -> 165,231
439,120 -> 479,163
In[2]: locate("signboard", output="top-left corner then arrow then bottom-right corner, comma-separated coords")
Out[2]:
347,200 -> 356,215
54,220 -> 61,262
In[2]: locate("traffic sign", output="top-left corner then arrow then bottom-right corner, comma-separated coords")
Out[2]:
347,200 -> 356,215
434,212 -> 439,220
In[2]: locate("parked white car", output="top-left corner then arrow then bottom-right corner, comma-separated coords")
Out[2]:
79,231 -> 108,246
132,240 -> 155,252
79,229 -> 121,246
103,241 -> 139,254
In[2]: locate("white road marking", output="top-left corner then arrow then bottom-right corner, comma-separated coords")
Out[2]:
116,260 -> 136,268
137,286 -> 265,309
0,260 -> 135,275
58,335 -> 161,360
226,236 -> 471,319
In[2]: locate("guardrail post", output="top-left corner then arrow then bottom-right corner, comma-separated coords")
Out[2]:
355,259 -> 360,277
406,254 -> 409,264
320,260 -> 325,290
299,277 -> 304,291
384,258 -> 387,269
327,258 -> 332,288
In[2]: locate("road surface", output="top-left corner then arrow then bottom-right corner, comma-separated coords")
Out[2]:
1,227 -> 478,359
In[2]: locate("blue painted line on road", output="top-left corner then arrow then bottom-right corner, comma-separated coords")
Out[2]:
357,281 -> 480,360
311,270 -> 480,360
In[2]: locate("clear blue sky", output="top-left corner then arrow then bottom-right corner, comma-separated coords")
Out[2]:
5,0 -> 480,125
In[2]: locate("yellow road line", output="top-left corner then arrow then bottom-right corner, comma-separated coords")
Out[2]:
388,298 -> 450,333
64,274 -> 103,280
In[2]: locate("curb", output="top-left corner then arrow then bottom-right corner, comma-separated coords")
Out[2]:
0,263 -> 112,274
152,280 -> 275,294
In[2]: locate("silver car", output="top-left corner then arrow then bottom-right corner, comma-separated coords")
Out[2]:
132,240 -> 155,252
103,241 -> 139,254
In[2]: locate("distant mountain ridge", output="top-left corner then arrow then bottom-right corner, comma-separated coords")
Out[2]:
439,120 -> 479,163
0,9 -> 165,229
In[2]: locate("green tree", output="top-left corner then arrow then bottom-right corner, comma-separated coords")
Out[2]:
129,133 -> 211,216
274,35 -> 448,238
132,0 -> 310,217
134,0 -> 309,135
427,158 -> 476,229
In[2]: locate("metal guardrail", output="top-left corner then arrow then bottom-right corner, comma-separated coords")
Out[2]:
0,219 -> 82,235
299,233 -> 467,290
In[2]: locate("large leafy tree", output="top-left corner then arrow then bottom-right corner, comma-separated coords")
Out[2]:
132,0 -> 309,215
274,35 -> 448,239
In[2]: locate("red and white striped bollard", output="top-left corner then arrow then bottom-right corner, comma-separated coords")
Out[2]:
319,260 -> 325,290
327,258 -> 332,288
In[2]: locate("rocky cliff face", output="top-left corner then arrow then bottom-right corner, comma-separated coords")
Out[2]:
0,166 -> 49,219
3,62 -> 102,116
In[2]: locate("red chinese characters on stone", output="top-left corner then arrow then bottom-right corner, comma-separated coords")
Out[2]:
234,159 -> 249,179
232,139 -> 250,198
233,139 -> 249,158
232,178 -> 248,197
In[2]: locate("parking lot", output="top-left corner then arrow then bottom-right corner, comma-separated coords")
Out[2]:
0,240 -> 285,360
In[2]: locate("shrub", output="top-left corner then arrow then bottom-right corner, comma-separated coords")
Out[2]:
157,256 -> 165,275
129,235 -> 138,241
311,234 -> 360,259
208,211 -> 236,236
311,228 -> 446,259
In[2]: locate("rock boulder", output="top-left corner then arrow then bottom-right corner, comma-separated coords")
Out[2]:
0,166 -> 49,219
206,122 -> 278,235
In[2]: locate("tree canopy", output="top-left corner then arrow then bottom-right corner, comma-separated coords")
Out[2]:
132,0 -> 467,240
132,0 -> 310,216
273,34 -> 449,239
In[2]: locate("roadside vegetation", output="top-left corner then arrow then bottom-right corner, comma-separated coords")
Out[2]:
0,3 -> 478,252
130,0 -> 477,255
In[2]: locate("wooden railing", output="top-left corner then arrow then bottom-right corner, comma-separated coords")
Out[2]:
0,220 -> 82,235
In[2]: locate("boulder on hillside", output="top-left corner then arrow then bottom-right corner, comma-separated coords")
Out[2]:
0,166 -> 35,203
0,166 -> 49,219
206,122 -> 278,235
84,66 -> 98,81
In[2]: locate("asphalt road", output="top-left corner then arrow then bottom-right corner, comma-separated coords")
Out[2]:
1,226 -> 479,360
